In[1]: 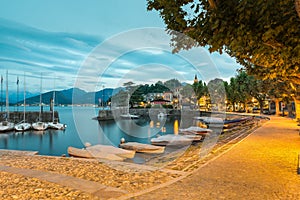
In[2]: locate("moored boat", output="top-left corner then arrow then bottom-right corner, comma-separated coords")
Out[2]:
15,121 -> 31,132
15,74 -> 31,132
120,113 -> 139,119
0,121 -> 14,132
120,142 -> 165,154
32,121 -> 48,131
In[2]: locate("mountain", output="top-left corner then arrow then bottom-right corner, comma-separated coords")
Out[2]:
21,88 -> 115,105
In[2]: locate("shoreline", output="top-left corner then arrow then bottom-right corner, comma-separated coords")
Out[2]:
0,116 -> 268,199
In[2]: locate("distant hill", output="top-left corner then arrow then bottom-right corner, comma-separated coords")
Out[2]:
21,88 -> 115,105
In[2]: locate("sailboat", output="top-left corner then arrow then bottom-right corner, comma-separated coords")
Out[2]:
32,73 -> 48,131
48,84 -> 66,130
0,71 -> 14,132
15,74 -> 31,131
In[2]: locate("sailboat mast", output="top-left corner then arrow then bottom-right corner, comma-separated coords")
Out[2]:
39,73 -> 42,121
23,73 -> 26,122
1,75 -> 3,112
52,76 -> 55,122
6,70 -> 9,120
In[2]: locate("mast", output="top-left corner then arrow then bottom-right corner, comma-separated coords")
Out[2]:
52,76 -> 55,122
23,73 -> 26,122
39,72 -> 42,121
1,75 -> 3,112
6,70 -> 9,120
17,76 -> 19,112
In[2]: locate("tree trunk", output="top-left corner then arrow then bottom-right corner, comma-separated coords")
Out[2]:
296,0 -> 300,18
275,98 -> 280,116
294,98 -> 300,121
259,100 -> 264,114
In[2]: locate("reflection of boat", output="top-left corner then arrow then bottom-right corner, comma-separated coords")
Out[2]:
120,113 -> 139,119
179,126 -> 212,136
151,134 -> 193,146
0,71 -> 14,132
15,74 -> 31,132
120,142 -> 165,154
68,144 -> 135,161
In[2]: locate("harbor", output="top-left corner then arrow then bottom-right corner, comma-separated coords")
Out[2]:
0,111 -> 59,123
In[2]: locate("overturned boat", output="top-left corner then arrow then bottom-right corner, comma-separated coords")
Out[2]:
68,144 -> 135,161
120,142 -> 165,154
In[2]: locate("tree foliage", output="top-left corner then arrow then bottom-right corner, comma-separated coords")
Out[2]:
147,0 -> 300,85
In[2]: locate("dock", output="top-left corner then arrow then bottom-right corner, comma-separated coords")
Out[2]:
0,111 -> 59,123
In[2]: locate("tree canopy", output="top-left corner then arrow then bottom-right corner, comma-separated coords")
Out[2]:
147,0 -> 300,85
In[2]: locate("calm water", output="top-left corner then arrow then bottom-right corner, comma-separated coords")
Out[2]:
0,106 -> 188,156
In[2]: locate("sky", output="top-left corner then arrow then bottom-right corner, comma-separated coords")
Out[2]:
0,0 -> 242,94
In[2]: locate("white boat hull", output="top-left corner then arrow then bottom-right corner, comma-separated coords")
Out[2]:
15,123 -> 31,131
32,122 -> 48,131
0,121 -> 14,132
48,122 -> 66,130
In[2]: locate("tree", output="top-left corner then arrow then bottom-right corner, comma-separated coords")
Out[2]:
207,78 -> 226,111
147,0 -> 300,118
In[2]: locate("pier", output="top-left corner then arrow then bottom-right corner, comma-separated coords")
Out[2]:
0,111 -> 59,123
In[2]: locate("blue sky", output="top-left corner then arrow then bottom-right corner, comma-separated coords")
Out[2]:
0,0 -> 242,93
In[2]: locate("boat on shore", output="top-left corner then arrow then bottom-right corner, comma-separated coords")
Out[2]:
179,126 -> 212,136
68,144 -> 135,161
151,134 -> 193,146
120,142 -> 165,154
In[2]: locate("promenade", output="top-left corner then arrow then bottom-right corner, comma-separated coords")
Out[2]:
1,116 -> 300,199
127,116 -> 300,199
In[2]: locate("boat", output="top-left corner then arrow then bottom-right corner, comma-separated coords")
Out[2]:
48,85 -> 66,130
0,121 -> 14,132
179,126 -> 212,136
32,73 -> 48,131
15,74 -> 31,132
68,144 -> 135,161
15,121 -> 31,131
48,119 -> 66,130
157,112 -> 167,118
151,134 -> 193,146
120,142 -> 165,154
120,113 -> 139,119
0,71 -> 14,132
32,121 -> 48,131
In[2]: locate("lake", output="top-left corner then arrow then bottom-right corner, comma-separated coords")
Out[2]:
0,106 -> 194,157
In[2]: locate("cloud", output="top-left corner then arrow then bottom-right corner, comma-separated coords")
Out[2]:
0,18 -> 102,91
0,20 -> 242,92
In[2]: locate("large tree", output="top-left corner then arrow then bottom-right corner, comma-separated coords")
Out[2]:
148,0 -> 300,119
147,0 -> 299,83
